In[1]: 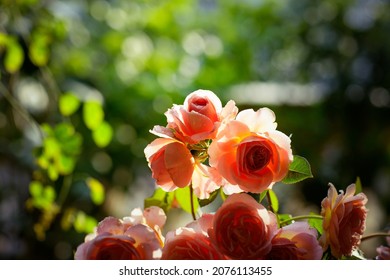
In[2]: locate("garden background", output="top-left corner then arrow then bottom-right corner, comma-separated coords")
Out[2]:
0,0 -> 389,260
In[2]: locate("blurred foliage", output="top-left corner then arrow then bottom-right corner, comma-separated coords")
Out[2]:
0,0 -> 389,259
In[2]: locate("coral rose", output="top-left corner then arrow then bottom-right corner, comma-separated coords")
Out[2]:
161,214 -> 226,260
319,183 -> 368,258
75,206 -> 166,260
164,89 -> 237,143
266,222 -> 323,260
144,136 -> 195,191
208,108 -> 293,193
209,193 -> 278,259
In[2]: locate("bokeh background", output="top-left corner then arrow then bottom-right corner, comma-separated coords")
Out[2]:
0,0 -> 389,259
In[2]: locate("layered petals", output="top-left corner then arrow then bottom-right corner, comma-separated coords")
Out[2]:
209,193 -> 278,259
75,207 -> 166,260
319,183 -> 368,258
267,222 -> 322,260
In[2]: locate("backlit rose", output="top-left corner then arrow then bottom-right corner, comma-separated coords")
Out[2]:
208,108 -> 293,193
266,222 -> 323,260
164,89 -> 237,143
161,214 -> 226,260
319,183 -> 368,258
144,137 -> 195,191
75,207 -> 166,260
209,193 -> 278,259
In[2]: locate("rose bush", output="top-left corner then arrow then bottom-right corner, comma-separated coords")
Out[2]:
75,89 -> 390,261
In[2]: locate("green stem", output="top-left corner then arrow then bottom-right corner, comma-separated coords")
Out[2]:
266,191 -> 275,213
361,233 -> 390,242
266,191 -> 280,227
279,214 -> 323,226
189,183 -> 196,221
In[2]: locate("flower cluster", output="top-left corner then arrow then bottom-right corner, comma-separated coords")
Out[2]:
144,89 -> 293,199
75,89 -> 389,260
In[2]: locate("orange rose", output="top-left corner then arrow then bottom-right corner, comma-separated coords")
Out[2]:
164,89 -> 237,143
161,214 -> 226,260
319,183 -> 368,258
266,222 -> 323,260
209,193 -> 278,259
208,108 -> 293,193
75,207 -> 166,260
144,137 -> 195,191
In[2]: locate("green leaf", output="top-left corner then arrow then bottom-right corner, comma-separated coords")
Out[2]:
278,213 -> 293,225
268,189 -> 279,213
355,176 -> 363,194
174,186 -> 199,215
198,189 -> 219,207
57,155 -> 75,175
83,101 -> 104,130
29,181 -> 43,198
282,155 -> 313,184
86,177 -> 105,205
5,39 -> 24,73
258,190 -> 268,203
144,188 -> 175,212
59,92 -> 80,116
92,121 -> 113,148
74,211 -> 98,233
29,34 -> 50,66
308,212 -> 324,235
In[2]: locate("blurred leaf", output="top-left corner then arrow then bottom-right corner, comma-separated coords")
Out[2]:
86,177 -> 105,205
74,211 -> 98,233
355,176 -> 363,194
268,189 -> 279,213
59,92 -> 80,116
174,186 -> 199,215
29,34 -> 50,66
282,155 -> 313,184
29,181 -> 43,198
83,101 -> 104,130
5,39 -> 24,73
47,165 -> 59,181
92,121 -> 113,148
57,155 -> 75,175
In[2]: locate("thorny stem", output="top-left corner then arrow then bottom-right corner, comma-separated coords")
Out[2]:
189,183 -> 197,221
361,233 -> 390,242
279,214 -> 323,226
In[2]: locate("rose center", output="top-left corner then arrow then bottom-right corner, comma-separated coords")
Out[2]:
245,144 -> 271,172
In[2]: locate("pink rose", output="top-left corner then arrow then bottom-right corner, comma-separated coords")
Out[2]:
209,193 -> 278,259
161,214 -> 226,260
266,222 -> 323,260
144,128 -> 224,199
144,137 -> 195,191
319,183 -> 368,258
164,89 -> 237,143
208,108 -> 293,193
75,207 -> 166,260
